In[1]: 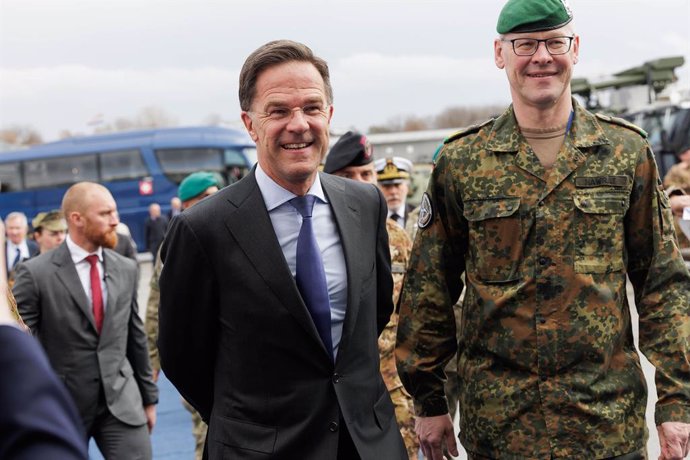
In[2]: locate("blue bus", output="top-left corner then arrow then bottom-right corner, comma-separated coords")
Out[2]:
0,126 -> 257,251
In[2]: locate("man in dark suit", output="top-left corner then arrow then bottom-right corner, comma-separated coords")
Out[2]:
14,182 -> 158,460
4,212 -> 39,281
159,40 -> 406,459
144,203 -> 168,256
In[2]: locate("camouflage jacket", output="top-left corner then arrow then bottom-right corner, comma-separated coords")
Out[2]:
396,101 -> 690,459
379,219 -> 412,391
145,251 -> 162,374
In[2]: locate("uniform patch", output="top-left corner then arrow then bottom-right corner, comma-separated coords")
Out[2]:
418,193 -> 433,229
574,175 -> 630,188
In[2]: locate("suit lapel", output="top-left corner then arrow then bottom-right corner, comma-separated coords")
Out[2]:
222,172 -> 326,352
320,174 -> 363,357
54,244 -> 98,334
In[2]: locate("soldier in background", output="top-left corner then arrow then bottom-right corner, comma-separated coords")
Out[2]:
32,210 -> 67,254
145,171 -> 220,460
324,131 -> 419,460
376,157 -> 415,229
396,0 -> 690,458
663,144 -> 690,249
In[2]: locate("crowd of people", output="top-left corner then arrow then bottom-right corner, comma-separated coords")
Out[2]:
2,0 -> 690,459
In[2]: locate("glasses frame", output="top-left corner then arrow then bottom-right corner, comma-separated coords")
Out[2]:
502,36 -> 575,56
247,104 -> 331,124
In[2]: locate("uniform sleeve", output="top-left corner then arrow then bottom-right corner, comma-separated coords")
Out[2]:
126,263 -> 159,406
145,253 -> 162,375
625,143 -> 690,425
395,151 -> 468,417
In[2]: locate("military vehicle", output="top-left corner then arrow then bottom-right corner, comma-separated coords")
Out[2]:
571,56 -> 689,178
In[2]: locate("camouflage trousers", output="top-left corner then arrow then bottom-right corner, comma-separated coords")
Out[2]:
182,398 -> 208,460
390,386 -> 419,460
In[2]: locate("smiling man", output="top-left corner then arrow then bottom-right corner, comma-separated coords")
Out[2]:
158,40 -> 406,459
396,0 -> 690,459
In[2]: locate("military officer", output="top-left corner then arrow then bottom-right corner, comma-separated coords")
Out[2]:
32,210 -> 67,255
396,0 -> 690,459
324,131 -> 419,460
376,157 -> 415,229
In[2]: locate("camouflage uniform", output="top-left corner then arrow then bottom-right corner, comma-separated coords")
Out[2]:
380,219 -> 418,459
662,161 -> 690,248
145,251 -> 207,460
396,101 -> 690,459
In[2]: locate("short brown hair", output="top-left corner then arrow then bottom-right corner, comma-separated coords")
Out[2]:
238,40 -> 333,111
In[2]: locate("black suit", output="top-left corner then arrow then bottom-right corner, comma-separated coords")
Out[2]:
0,325 -> 87,460
144,215 -> 168,256
159,170 -> 406,459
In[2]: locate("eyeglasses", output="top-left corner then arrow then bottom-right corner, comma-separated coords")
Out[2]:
249,104 -> 330,123
502,36 -> 575,56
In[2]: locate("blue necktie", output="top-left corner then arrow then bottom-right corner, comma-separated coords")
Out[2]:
291,195 -> 333,358
11,248 -> 21,269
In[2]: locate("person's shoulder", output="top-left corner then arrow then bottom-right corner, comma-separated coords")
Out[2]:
443,118 -> 496,145
594,113 -> 648,139
104,248 -> 137,271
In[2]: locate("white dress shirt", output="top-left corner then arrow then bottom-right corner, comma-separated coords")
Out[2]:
387,203 -> 406,228
6,240 -> 30,271
255,165 -> 348,358
66,235 -> 108,311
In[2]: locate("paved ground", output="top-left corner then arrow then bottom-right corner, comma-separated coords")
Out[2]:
89,259 -> 662,459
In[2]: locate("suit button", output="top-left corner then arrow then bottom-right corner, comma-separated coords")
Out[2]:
329,421 -> 339,432
538,257 -> 548,266
333,373 -> 341,384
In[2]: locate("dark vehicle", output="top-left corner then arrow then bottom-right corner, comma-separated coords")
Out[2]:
620,101 -> 690,178
572,56 -> 688,178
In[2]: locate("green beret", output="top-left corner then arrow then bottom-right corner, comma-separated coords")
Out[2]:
178,171 -> 222,202
497,0 -> 573,34
32,210 -> 67,232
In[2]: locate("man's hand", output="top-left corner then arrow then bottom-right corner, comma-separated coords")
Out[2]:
669,195 -> 690,218
657,422 -> 690,460
144,404 -> 157,433
152,368 -> 160,383
415,414 -> 458,460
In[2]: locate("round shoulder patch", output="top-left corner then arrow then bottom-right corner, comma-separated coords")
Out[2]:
417,193 -> 433,229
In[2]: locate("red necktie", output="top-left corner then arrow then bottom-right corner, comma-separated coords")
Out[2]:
85,255 -> 104,334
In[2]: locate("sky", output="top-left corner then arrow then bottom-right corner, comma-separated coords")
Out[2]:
1,0 -> 689,142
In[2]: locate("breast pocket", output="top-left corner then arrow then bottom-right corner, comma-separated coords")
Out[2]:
463,197 -> 523,283
573,191 -> 629,273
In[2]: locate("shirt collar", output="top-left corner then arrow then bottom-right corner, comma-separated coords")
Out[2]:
255,163 -> 328,212
66,234 -> 103,264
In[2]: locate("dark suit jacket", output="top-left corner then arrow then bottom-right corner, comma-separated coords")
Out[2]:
0,325 -> 87,460
144,215 -> 169,255
13,244 -> 158,427
159,171 -> 406,459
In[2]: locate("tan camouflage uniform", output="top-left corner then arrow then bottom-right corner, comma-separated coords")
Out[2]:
662,161 -> 690,248
145,251 -> 207,460
396,101 -> 690,459
380,219 -> 418,459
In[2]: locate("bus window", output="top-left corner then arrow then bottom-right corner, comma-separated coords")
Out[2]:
100,149 -> 149,181
155,148 -> 223,183
24,154 -> 98,189
0,162 -> 22,192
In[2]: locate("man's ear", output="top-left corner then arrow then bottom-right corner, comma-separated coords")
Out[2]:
240,112 -> 259,142
494,38 -> 506,69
